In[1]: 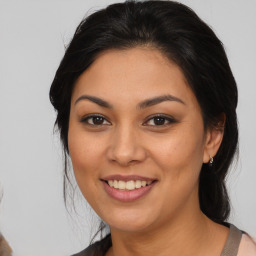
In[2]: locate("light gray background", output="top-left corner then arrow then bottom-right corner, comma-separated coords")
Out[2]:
0,0 -> 255,255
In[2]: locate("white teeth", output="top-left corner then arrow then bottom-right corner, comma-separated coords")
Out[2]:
141,181 -> 146,187
107,180 -> 153,190
113,180 -> 118,189
118,180 -> 126,190
135,180 -> 142,188
126,180 -> 135,190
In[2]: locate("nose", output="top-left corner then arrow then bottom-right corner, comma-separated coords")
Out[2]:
106,125 -> 147,166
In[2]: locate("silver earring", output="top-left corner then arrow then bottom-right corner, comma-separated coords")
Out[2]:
209,156 -> 214,167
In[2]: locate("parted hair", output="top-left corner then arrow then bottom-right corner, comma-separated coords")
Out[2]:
50,0 -> 238,231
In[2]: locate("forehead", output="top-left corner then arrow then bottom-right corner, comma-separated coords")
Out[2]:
71,47 -> 197,107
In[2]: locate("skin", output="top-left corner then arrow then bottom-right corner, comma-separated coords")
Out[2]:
68,47 -> 228,256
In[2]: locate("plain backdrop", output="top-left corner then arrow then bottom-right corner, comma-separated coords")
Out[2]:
0,0 -> 255,255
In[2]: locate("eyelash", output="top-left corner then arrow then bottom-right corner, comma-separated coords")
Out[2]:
80,114 -> 176,127
143,114 -> 176,127
80,114 -> 111,126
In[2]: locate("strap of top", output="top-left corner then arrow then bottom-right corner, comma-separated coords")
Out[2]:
220,224 -> 243,256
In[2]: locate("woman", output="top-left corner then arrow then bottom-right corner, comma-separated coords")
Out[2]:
50,1 -> 256,255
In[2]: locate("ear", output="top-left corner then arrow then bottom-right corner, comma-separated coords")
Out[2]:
203,113 -> 226,164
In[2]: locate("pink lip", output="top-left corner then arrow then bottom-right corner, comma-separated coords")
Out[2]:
101,180 -> 157,202
101,174 -> 155,182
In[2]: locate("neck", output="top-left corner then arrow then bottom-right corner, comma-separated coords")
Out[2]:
107,201 -> 229,256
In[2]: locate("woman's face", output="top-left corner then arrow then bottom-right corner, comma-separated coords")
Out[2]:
68,47 -> 213,233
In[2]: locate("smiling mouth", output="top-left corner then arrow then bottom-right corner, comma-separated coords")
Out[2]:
101,177 -> 157,202
105,180 -> 154,191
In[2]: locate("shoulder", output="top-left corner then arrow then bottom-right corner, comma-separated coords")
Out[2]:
71,234 -> 112,256
238,233 -> 256,256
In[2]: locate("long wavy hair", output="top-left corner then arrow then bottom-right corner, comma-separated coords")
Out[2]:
50,0 -> 238,239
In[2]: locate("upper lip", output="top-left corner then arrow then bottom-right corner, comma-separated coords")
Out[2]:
101,174 -> 156,182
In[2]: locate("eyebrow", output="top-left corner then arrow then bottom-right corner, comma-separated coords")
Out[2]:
138,94 -> 185,109
74,94 -> 185,109
74,95 -> 113,108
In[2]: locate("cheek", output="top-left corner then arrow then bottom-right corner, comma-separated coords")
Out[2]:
67,127 -> 105,192
68,122 -> 106,166
148,124 -> 205,195
152,129 -> 204,169
68,131 -> 108,214
144,127 -> 205,218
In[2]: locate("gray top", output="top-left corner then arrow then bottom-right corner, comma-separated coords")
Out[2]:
221,224 -> 243,256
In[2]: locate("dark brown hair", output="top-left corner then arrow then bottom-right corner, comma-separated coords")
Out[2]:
50,0 -> 238,233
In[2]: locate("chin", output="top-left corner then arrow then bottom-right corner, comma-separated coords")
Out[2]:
103,208 -> 158,233
109,220 -> 152,233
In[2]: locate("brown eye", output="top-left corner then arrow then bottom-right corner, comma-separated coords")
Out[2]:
152,117 -> 166,125
91,116 -> 105,125
81,115 -> 111,126
144,115 -> 176,126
